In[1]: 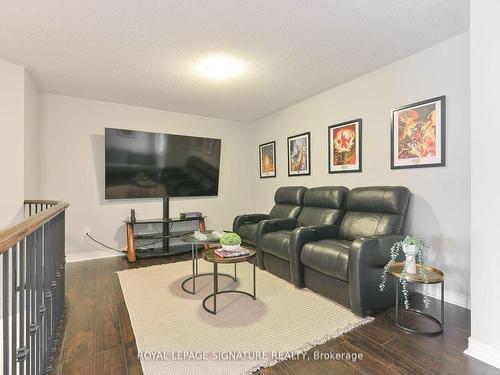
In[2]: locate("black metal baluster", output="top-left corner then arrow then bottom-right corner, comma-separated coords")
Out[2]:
44,220 -> 53,375
31,230 -> 38,375
11,244 -> 18,375
49,219 -> 56,366
37,227 -> 44,375
59,212 -> 66,338
54,213 -> 63,346
43,222 -> 49,374
26,233 -> 33,375
18,239 -> 29,374
3,251 -> 10,375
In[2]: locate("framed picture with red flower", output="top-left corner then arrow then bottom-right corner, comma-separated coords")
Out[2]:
259,141 -> 276,178
328,119 -> 362,174
391,96 -> 446,169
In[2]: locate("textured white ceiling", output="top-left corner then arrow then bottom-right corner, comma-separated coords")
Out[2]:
0,1 -> 469,122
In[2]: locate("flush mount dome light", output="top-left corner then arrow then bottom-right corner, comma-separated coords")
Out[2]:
193,54 -> 244,81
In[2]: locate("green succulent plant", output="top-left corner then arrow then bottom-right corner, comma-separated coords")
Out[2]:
220,232 -> 241,246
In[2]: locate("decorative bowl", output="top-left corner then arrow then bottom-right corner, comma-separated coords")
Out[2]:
222,244 -> 240,252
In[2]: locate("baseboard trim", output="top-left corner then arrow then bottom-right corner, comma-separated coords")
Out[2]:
66,250 -> 125,263
465,337 -> 500,369
416,284 -> 470,309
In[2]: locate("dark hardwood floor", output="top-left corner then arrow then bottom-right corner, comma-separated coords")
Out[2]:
53,254 -> 500,375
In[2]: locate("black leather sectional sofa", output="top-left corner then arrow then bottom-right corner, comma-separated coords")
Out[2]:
233,185 -> 411,317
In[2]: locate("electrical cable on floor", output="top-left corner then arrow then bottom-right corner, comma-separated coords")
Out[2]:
85,233 -> 165,252
85,233 -> 125,253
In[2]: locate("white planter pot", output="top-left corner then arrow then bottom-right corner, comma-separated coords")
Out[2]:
402,244 -> 417,274
222,244 -> 240,252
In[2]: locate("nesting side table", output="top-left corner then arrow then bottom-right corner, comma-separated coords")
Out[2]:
179,232 -> 236,295
388,262 -> 444,335
202,248 -> 256,315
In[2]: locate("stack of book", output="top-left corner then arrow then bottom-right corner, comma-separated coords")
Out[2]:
214,247 -> 250,258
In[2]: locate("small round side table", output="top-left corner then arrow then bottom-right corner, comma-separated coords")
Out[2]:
202,248 -> 256,315
388,262 -> 444,335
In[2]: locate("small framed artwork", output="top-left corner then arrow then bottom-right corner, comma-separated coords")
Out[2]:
287,132 -> 311,176
328,119 -> 362,173
391,96 -> 446,169
259,141 -> 276,178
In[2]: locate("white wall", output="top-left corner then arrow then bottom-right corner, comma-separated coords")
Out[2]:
0,58 -> 25,228
466,0 -> 500,369
249,33 -> 470,307
39,94 -> 252,256
17,34 -> 472,310
24,70 -> 41,199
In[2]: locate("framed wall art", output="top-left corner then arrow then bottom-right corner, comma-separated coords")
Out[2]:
287,132 -> 310,176
259,141 -> 276,178
328,118 -> 362,173
391,96 -> 446,169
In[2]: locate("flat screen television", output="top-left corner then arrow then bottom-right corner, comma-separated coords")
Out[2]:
105,128 -> 221,199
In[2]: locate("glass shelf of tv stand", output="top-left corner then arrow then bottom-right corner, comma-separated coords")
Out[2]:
125,215 -> 208,261
124,216 -> 207,225
134,230 -> 194,240
134,243 -> 201,258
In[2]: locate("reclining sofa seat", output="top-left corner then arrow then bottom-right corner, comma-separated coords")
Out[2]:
256,186 -> 349,282
233,186 -> 307,246
290,186 -> 411,317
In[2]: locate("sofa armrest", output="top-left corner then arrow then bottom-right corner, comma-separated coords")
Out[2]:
348,234 -> 404,317
257,218 -> 297,237
289,225 -> 339,287
233,214 -> 270,232
255,218 -> 297,268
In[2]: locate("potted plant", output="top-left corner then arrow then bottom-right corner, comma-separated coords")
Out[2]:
379,236 -> 430,309
220,232 -> 242,251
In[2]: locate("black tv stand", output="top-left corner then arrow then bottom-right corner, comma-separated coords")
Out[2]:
163,196 -> 170,252
125,215 -> 207,262
124,197 -> 207,262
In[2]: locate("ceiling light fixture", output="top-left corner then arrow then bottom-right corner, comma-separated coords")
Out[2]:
193,54 -> 244,81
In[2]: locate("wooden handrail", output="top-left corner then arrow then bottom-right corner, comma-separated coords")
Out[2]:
0,200 -> 69,254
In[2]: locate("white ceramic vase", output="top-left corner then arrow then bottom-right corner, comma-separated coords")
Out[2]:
402,244 -> 418,274
222,244 -> 240,252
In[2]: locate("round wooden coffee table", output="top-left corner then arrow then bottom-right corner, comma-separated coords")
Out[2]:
388,262 -> 444,334
202,248 -> 256,315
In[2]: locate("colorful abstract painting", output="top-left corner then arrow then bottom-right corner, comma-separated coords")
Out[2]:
259,141 -> 276,178
391,96 -> 446,169
328,119 -> 362,173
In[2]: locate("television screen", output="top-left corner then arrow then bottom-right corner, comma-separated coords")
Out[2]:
105,128 -> 221,199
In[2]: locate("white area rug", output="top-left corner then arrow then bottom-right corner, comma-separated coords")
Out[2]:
117,259 -> 373,375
